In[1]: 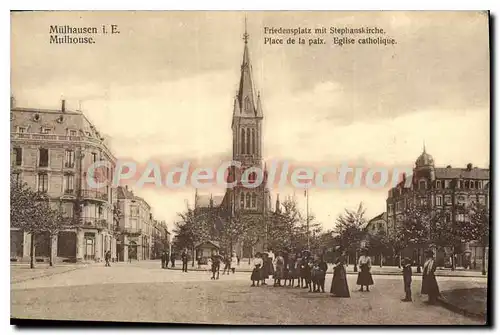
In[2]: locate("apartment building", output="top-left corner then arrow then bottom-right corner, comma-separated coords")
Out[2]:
10,98 -> 117,262
116,186 -> 154,261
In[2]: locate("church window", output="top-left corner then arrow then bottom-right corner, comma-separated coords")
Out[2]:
240,192 -> 245,208
251,193 -> 257,208
246,193 -> 251,208
248,171 -> 256,184
245,97 -> 251,113
246,128 -> 251,154
252,129 -> 256,154
241,128 -> 246,154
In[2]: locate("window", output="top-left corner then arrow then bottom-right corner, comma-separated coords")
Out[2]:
241,129 -> 245,154
456,213 -> 466,222
38,173 -> 48,192
469,181 -> 474,189
252,129 -> 256,155
68,129 -> 78,137
246,129 -> 250,155
419,180 -> 426,190
457,195 -> 466,205
65,150 -> 75,168
436,180 -> 442,189
245,96 -> 251,112
17,127 -> 26,133
478,195 -> 486,205
444,195 -> 452,205
13,147 -> 22,166
130,206 -> 139,217
39,148 -> 49,167
64,174 -> 74,192
251,193 -> 257,208
240,192 -> 245,208
91,152 -> 97,164
436,196 -> 443,206
41,127 -> 51,134
445,180 -> 450,189
476,181 -> 481,189
246,193 -> 251,208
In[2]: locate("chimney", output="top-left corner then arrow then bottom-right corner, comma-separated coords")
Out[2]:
61,99 -> 66,112
467,163 -> 473,171
446,165 -> 452,168
125,185 -> 128,191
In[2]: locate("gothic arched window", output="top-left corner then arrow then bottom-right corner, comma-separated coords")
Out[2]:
246,128 -> 251,154
251,129 -> 256,154
251,193 -> 257,208
246,193 -> 251,208
245,96 -> 251,113
241,128 -> 246,154
240,192 -> 245,208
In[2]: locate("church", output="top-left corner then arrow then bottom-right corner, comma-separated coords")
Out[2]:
193,26 -> 275,258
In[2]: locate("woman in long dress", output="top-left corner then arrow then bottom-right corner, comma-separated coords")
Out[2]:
274,252 -> 285,287
251,252 -> 263,287
356,248 -> 374,292
421,249 -> 440,304
231,253 -> 238,274
330,247 -> 350,298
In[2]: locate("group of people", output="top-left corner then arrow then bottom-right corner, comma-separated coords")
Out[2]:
160,251 -> 176,269
208,252 -> 239,280
250,249 -> 329,293
248,246 -> 441,304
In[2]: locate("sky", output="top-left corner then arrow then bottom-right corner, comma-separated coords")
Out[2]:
11,11 -> 490,231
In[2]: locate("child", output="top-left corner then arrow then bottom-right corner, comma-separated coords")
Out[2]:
251,253 -> 263,287
401,257 -> 412,302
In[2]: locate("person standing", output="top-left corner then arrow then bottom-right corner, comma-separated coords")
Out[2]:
401,257 -> 413,302
105,250 -> 111,267
222,253 -> 231,275
231,253 -> 238,274
181,249 -> 189,273
357,248 -> 374,292
294,252 -> 302,288
251,252 -> 263,287
330,247 -> 350,298
165,251 -> 170,269
161,250 -> 166,269
421,249 -> 440,304
170,252 -> 176,268
211,251 -> 221,280
274,252 -> 285,287
317,255 -> 328,293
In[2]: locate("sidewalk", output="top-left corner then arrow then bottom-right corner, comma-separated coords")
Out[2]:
10,263 -> 87,284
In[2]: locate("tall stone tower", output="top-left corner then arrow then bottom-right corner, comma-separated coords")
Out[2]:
227,24 -> 271,255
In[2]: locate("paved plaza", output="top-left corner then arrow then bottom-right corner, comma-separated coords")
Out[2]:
10,261 -> 486,325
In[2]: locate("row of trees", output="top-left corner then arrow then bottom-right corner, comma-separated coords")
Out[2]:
11,179 -> 68,268
331,200 -> 490,274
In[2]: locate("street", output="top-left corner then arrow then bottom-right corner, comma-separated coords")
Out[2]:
11,262 -> 486,325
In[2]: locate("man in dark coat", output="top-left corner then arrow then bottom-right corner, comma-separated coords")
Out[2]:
170,252 -> 176,268
161,251 -> 166,269
181,249 -> 189,272
401,257 -> 412,302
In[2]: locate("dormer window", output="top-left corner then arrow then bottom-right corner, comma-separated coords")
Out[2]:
17,127 -> 26,133
41,127 -> 51,134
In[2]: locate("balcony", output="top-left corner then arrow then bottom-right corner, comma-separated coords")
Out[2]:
64,162 -> 75,168
63,189 -> 76,197
80,189 -> 108,202
120,227 -> 143,236
12,132 -> 103,145
81,217 -> 109,230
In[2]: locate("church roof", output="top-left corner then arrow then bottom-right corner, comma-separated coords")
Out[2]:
195,195 -> 224,208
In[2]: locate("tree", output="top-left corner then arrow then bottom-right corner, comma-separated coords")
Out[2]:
174,207 -> 211,266
333,202 -> 367,271
10,178 -> 65,268
468,202 -> 490,275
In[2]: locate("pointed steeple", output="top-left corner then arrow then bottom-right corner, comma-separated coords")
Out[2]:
275,194 -> 281,214
236,18 -> 258,118
256,91 -> 263,117
423,140 -> 426,154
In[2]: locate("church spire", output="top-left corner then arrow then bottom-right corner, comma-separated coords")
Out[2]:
237,18 -> 257,118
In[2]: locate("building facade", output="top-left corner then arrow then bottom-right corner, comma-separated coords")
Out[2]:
386,147 -> 490,268
10,98 -> 118,262
116,186 -> 154,261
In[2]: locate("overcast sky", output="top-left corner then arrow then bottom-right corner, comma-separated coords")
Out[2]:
11,11 -> 490,231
